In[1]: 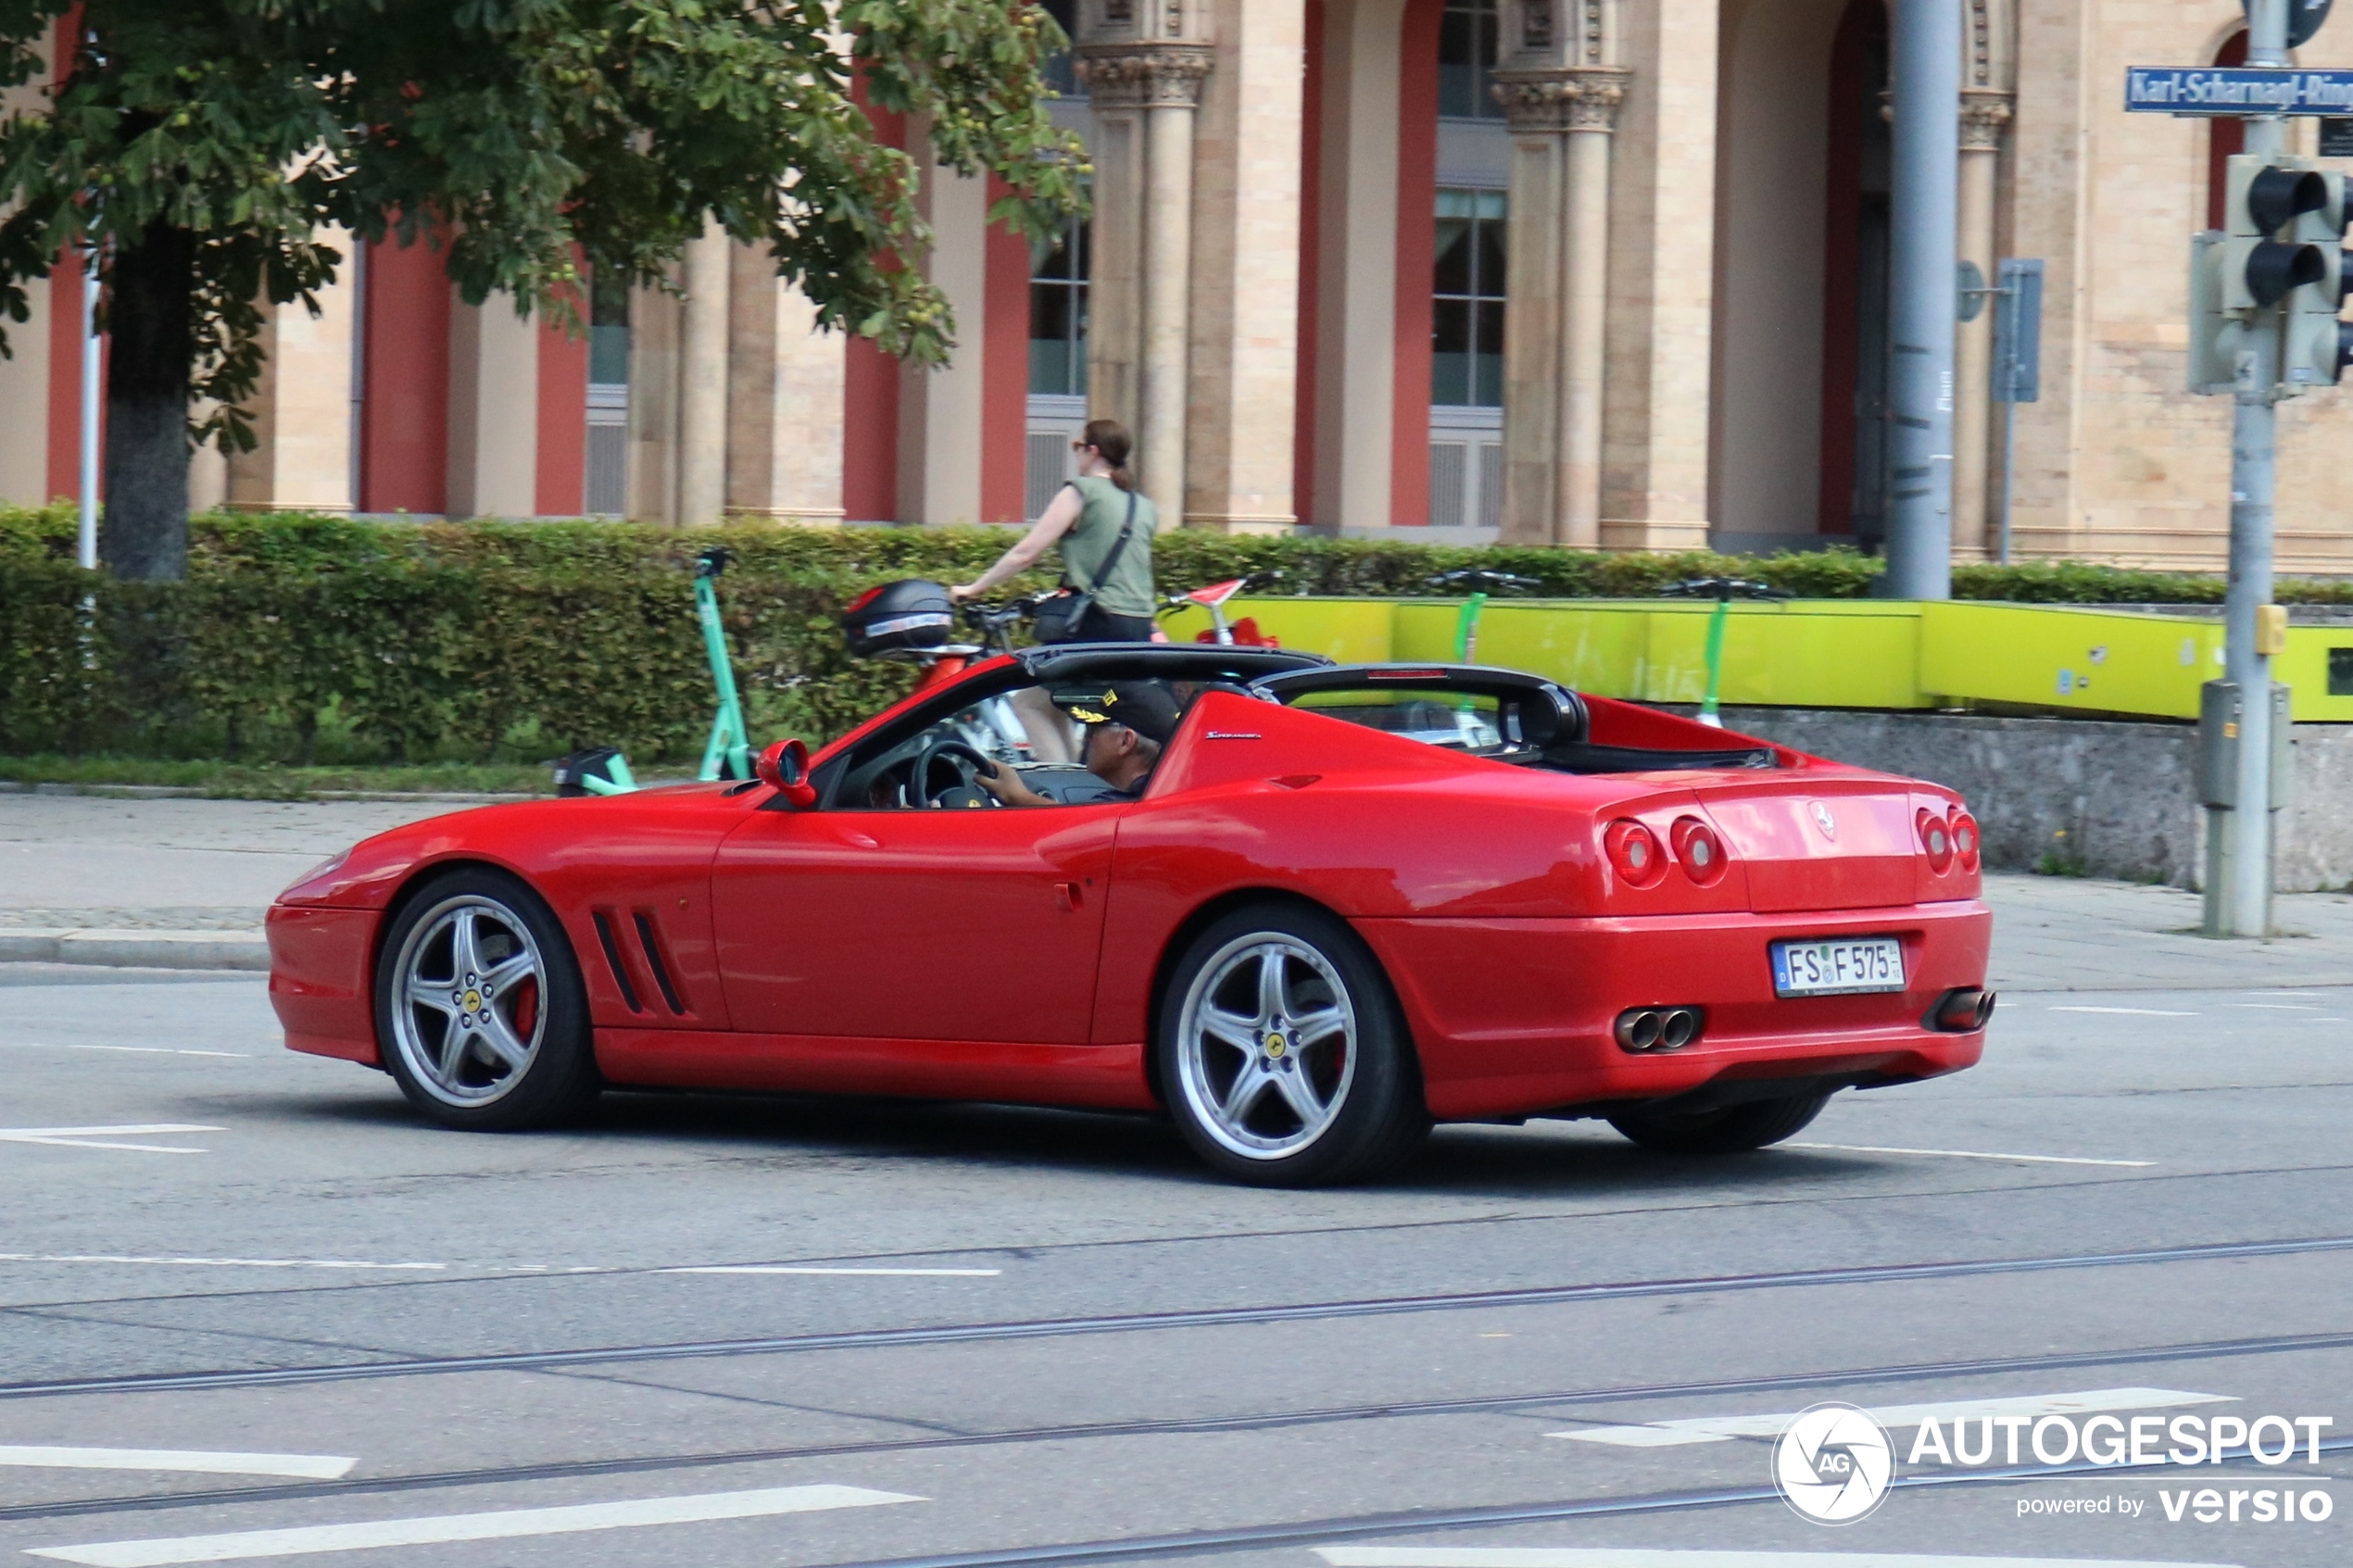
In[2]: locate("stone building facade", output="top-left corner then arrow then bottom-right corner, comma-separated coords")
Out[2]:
4,0 -> 2348,572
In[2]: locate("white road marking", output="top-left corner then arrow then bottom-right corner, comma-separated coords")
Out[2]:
2046,1006 -> 2196,1017
661,1266 -> 1001,1277
1785,1142 -> 2155,1168
0,1125 -> 220,1154
1318,1551 -> 2240,1568
2227,1003 -> 2320,1011
0,1043 -> 250,1059
0,1254 -> 998,1276
0,1447 -> 356,1479
1554,1386 -> 2232,1448
0,1255 -> 445,1272
28,1483 -> 922,1566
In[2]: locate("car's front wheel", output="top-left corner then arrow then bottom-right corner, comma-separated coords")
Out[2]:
1158,904 -> 1428,1186
1607,1091 -> 1830,1155
373,868 -> 600,1130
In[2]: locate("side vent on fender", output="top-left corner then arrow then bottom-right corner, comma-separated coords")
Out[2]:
632,911 -> 688,1016
592,910 -> 644,1014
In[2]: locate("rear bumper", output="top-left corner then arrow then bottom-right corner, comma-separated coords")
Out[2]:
1354,900 -> 1990,1121
267,904 -> 381,1065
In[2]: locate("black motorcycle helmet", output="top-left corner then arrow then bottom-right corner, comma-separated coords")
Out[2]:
842,579 -> 956,658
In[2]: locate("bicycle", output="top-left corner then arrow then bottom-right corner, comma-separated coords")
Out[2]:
1659,576 -> 1795,727
1425,568 -> 1541,662
1156,570 -> 1286,646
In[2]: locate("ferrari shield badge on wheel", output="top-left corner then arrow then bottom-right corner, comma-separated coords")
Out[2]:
1773,1402 -> 1894,1524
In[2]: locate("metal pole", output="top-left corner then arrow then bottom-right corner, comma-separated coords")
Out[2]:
1997,395 -> 2015,565
2223,0 -> 2289,938
78,242 -> 100,571
1883,0 -> 1961,599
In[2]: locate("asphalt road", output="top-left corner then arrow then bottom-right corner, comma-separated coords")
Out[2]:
0,963 -> 2347,1568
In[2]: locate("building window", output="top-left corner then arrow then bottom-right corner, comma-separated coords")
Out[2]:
585,271 -> 630,518
1039,0 -> 1080,97
1432,187 -> 1505,408
1030,211 -> 1089,397
1439,0 -> 1502,120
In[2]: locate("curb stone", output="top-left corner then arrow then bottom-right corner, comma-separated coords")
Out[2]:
0,929 -> 270,972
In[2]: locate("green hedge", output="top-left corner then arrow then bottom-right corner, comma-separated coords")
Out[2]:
3,507 -> 2344,765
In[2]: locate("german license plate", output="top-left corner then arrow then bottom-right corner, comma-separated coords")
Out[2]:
1770,935 -> 1906,997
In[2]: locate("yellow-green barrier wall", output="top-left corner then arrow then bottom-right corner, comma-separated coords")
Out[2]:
1156,597 -> 2353,721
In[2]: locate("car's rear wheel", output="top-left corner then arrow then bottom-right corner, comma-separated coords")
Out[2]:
1159,905 -> 1427,1186
373,868 -> 600,1131
1607,1091 -> 1830,1155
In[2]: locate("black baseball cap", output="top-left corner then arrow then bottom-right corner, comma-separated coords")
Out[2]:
1051,681 -> 1183,745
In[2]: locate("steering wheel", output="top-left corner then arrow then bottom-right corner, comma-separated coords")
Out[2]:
911,739 -> 1001,808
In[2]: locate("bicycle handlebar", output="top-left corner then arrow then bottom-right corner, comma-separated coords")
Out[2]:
1658,576 -> 1794,602
1426,569 -> 1541,593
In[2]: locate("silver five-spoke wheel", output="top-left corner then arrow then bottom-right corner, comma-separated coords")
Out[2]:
1176,934 -> 1360,1160
388,895 -> 547,1108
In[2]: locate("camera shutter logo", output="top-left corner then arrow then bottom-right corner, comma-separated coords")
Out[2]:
1773,1402 -> 1894,1524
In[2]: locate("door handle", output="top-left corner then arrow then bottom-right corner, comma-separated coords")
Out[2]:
1054,882 -> 1083,913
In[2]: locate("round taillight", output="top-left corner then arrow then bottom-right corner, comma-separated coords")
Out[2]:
1949,809 -> 1980,871
1671,816 -> 1727,885
1918,807 -> 1955,873
1604,820 -> 1666,887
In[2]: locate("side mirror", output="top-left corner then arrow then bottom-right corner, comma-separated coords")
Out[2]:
756,738 -> 818,809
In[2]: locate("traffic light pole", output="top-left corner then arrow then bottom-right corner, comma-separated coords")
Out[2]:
2221,0 -> 2288,937
1883,0 -> 1961,600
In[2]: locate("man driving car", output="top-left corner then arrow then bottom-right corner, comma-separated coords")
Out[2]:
975,681 -> 1180,806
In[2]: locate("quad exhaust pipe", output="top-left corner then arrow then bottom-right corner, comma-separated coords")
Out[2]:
1929,987 -> 1997,1033
1615,1005 -> 1705,1052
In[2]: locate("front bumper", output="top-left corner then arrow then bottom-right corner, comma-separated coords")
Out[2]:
267,903 -> 381,1065
1354,900 -> 1991,1121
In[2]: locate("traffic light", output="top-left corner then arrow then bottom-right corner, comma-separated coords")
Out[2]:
2195,153 -> 2353,396
2189,232 -> 2243,395
2284,165 -> 2353,388
2219,154 -> 2327,314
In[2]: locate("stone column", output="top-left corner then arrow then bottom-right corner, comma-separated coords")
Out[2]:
676,217 -> 731,525
1492,68 -> 1629,546
1494,0 -> 1628,546
1078,0 -> 1214,523
1185,0 -> 1306,533
1954,90 -> 2011,560
227,236 -> 364,513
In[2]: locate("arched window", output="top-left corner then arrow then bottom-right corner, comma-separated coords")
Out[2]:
2207,30 -> 2248,230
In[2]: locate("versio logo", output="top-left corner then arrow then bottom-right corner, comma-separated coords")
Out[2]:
1774,1403 -> 1895,1524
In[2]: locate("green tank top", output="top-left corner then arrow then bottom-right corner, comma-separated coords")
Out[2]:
1058,476 -> 1159,619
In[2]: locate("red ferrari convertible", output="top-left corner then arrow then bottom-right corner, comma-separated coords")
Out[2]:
268,644 -> 1992,1185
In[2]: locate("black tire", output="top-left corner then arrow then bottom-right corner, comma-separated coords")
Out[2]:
372,867 -> 601,1131
1156,903 -> 1428,1186
1608,1091 -> 1831,1156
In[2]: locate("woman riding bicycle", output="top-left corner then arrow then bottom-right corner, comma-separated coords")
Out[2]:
950,420 -> 1159,643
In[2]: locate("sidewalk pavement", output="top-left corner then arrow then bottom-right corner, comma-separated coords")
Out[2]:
4,795 -> 2347,990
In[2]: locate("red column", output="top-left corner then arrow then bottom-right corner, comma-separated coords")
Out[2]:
1389,0 -> 1442,526
359,235 -> 452,514
979,176 -> 1032,523
1293,0 -> 1327,529
536,288 -> 588,517
842,86 -> 907,523
45,267 -> 92,506
44,12 -> 94,506
1815,0 -> 1882,536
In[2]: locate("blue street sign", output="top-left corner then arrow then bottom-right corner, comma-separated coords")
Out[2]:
2125,66 -> 2353,115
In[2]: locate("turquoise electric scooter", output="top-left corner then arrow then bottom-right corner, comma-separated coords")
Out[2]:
1426,568 -> 1541,661
1658,576 -> 1793,727
552,547 -> 751,797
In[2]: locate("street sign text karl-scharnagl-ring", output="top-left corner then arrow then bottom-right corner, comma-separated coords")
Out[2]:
2127,67 -> 2353,114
